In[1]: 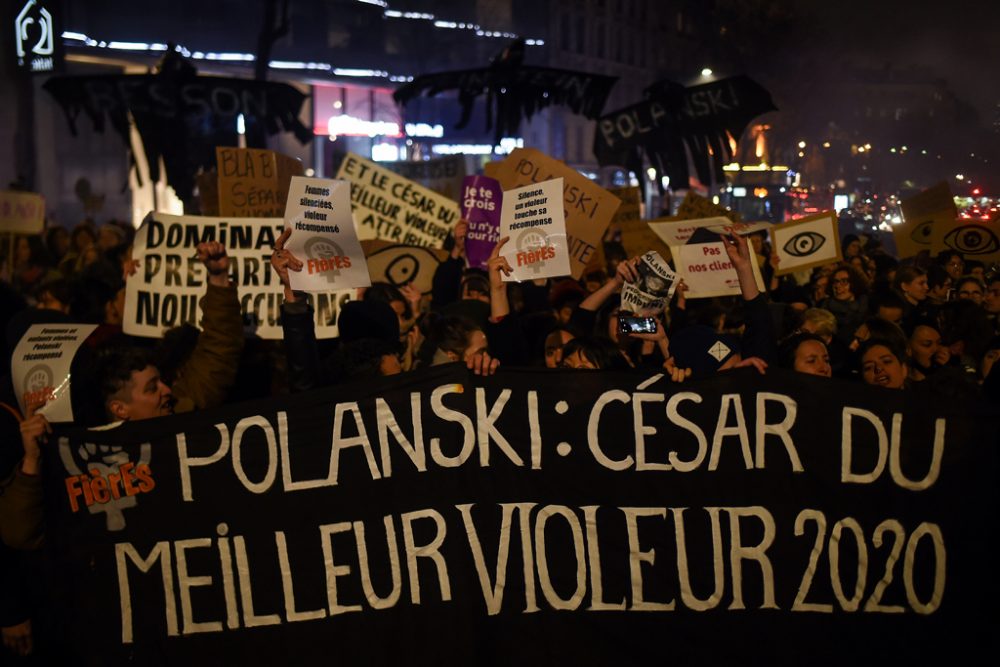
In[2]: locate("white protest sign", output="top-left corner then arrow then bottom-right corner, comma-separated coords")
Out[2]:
770,211 -> 841,276
499,178 -> 571,281
11,323 -> 98,422
620,251 -> 677,314
671,239 -> 766,299
284,177 -> 371,292
649,217 -> 766,299
336,153 -> 460,248
124,213 -> 352,340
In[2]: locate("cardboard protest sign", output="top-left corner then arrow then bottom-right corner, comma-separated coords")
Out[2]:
896,182 -> 956,258
41,365 -> 997,664
284,177 -> 371,292
11,323 -> 97,422
770,211 -> 841,276
488,148 -> 621,279
462,175 -> 503,270
0,190 -> 45,234
216,147 -> 303,218
650,217 -> 765,299
336,153 -> 460,248
361,240 -> 448,295
500,178 -> 571,281
675,191 -> 742,221
620,251 -> 677,314
384,155 -> 466,202
929,218 -> 1000,263
124,213 -> 352,340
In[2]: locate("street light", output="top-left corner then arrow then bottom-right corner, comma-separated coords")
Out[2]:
700,67 -> 713,77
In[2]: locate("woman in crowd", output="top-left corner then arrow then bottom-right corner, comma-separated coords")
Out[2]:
11,236 -> 58,298
893,265 -> 929,320
858,338 -> 909,389
820,264 -> 868,345
778,333 -> 832,378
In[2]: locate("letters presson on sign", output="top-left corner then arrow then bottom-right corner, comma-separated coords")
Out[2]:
43,366 -> 993,664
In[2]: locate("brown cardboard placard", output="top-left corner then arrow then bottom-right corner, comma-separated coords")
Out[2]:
488,148 -> 621,279
216,147 -> 303,218
895,181 -> 956,258
360,240 -> 449,294
929,218 -> 1000,264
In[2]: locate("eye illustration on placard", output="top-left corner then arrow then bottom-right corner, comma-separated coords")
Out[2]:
783,230 -> 826,257
943,225 -> 1000,255
909,220 -> 934,245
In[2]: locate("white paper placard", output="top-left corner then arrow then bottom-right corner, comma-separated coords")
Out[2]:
671,240 -> 766,299
284,177 -> 371,292
500,178 -> 571,281
11,323 -> 98,422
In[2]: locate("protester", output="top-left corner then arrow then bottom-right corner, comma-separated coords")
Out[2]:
858,338 -> 908,389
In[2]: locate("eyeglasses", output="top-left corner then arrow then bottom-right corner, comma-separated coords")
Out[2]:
959,290 -> 983,297
947,260 -> 964,268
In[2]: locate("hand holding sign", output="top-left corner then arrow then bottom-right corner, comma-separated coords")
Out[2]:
270,228 -> 304,302
20,392 -> 53,475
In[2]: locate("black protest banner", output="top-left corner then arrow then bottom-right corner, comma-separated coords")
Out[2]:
593,75 -> 776,188
42,366 -> 998,665
43,73 -> 311,201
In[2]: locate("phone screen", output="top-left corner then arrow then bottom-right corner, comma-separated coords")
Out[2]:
618,315 -> 657,334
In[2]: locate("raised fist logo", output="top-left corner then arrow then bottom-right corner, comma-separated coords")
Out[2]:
305,237 -> 347,283
59,438 -> 153,531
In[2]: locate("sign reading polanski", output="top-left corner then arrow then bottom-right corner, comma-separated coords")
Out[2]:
123,213 -> 351,340
336,152 -> 460,248
41,366 -> 996,664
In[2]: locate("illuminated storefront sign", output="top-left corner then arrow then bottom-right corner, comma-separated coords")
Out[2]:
327,114 -> 401,138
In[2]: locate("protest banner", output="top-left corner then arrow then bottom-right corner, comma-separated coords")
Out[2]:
896,182 -> 957,259
217,147 -> 303,218
361,241 -> 448,295
123,213 -> 352,340
0,190 -> 45,234
336,153 -> 460,249
650,217 -> 766,299
462,175 -> 503,270
500,178 -> 571,281
284,177 -> 371,292
11,323 -> 97,422
488,148 -> 621,279
40,365 -> 997,664
620,251 -> 677,314
770,211 -> 841,276
929,218 -> 1000,264
384,155 -> 466,202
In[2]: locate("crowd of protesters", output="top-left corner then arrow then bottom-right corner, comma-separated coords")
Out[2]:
2,209 -> 1000,658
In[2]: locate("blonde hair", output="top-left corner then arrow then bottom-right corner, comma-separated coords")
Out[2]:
802,308 -> 837,338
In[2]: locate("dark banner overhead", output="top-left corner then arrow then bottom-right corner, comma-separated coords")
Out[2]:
41,366 -> 998,665
43,71 -> 312,201
394,39 -> 617,144
593,75 -> 777,189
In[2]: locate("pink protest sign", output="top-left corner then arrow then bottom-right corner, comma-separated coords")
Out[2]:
461,176 -> 502,270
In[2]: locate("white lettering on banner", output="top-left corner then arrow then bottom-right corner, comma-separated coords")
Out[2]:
112,504 -> 949,643
172,388 -> 950,504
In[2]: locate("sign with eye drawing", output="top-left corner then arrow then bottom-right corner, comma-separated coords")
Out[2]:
770,210 -> 841,276
895,182 -> 957,259
930,218 -> 1000,264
